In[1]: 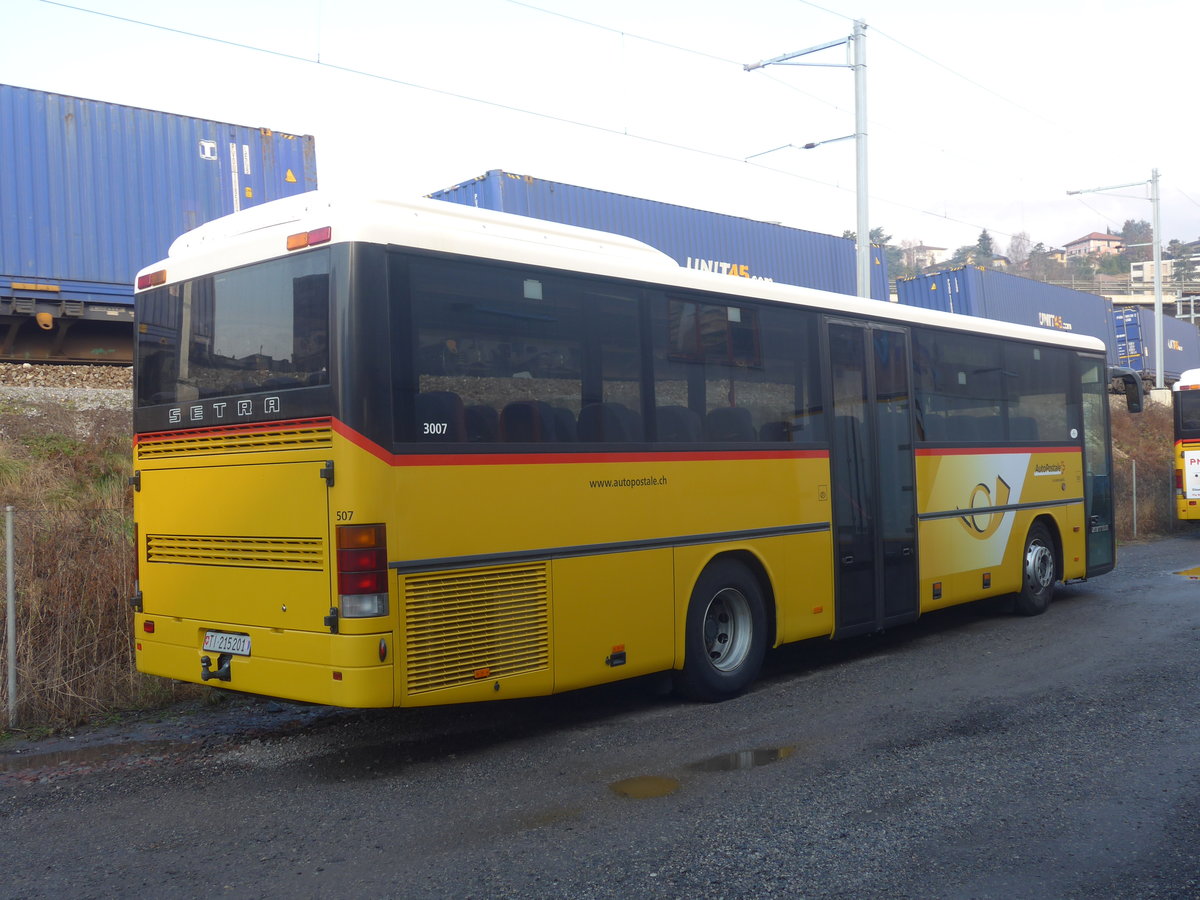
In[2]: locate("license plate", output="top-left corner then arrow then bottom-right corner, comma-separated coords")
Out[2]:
202,631 -> 252,657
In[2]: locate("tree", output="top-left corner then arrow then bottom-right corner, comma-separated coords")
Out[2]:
843,226 -> 906,278
1007,232 -> 1031,269
1166,239 -> 1199,288
975,230 -> 995,264
1027,242 -> 1050,280
841,226 -> 892,245
948,244 -> 977,266
944,230 -> 999,267
1120,219 -> 1154,263
1069,253 -> 1098,279
1027,242 -> 1065,282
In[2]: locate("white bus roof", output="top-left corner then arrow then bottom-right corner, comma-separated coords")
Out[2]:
140,192 -> 1107,354
1174,368 -> 1200,390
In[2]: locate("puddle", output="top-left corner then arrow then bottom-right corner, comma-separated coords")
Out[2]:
1175,567 -> 1200,580
687,746 -> 796,773
609,775 -> 681,799
608,746 -> 797,799
0,740 -> 185,774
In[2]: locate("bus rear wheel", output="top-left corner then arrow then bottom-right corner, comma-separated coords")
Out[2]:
676,560 -> 767,701
1014,522 -> 1056,616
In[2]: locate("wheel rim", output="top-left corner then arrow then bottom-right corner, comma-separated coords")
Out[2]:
1025,539 -> 1054,591
702,587 -> 753,672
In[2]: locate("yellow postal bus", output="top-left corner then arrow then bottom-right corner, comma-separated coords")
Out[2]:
131,193 -> 1126,707
1173,367 -> 1200,520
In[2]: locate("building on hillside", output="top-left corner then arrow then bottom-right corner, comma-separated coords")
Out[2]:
904,243 -> 948,271
1064,232 -> 1124,258
1131,256 -> 1200,295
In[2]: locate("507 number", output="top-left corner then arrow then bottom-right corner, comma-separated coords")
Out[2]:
336,510 -> 354,522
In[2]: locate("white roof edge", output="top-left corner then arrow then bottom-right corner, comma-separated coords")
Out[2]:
146,192 -> 1108,354
1174,368 -> 1200,390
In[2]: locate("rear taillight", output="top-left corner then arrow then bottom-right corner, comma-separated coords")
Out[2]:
1176,469 -> 1185,494
336,524 -> 389,618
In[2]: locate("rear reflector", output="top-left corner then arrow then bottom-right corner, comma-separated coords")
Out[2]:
286,226 -> 332,251
136,270 -> 167,289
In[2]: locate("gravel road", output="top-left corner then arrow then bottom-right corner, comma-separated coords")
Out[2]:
1,535 -> 1197,899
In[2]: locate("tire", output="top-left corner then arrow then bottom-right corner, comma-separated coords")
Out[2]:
675,560 -> 767,701
1014,522 -> 1056,616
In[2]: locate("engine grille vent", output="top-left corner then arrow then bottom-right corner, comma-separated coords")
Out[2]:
146,534 -> 325,570
403,563 -> 550,694
136,419 -> 333,459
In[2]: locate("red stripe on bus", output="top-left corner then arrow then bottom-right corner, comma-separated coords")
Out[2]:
331,419 -> 829,467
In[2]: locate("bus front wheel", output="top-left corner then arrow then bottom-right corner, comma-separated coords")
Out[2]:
675,560 -> 767,701
1014,522 -> 1056,616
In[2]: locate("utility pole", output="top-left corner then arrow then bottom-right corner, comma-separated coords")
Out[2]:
1067,170 -> 1164,388
746,20 -> 870,299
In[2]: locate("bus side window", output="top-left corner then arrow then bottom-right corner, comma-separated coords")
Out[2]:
656,405 -> 702,442
465,405 -> 498,443
415,391 -> 466,442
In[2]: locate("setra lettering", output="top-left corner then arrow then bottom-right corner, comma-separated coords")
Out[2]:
165,396 -> 282,425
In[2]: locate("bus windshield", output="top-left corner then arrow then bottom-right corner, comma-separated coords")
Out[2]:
136,249 -> 330,407
1177,389 -> 1200,436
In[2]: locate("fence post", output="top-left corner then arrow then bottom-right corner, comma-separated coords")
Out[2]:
6,505 -> 15,728
1131,460 -> 1138,540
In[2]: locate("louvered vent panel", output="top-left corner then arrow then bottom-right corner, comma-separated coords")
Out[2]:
404,563 -> 550,694
136,420 -> 333,459
146,534 -> 325,570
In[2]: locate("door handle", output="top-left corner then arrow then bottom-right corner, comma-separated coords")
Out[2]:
842,555 -> 854,565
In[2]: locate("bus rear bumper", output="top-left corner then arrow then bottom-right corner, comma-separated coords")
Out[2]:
134,614 -> 394,708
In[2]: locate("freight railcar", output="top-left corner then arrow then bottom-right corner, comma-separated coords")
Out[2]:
0,84 -> 317,363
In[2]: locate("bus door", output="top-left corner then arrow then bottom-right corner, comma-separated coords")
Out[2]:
1080,356 -> 1115,574
825,321 -> 919,638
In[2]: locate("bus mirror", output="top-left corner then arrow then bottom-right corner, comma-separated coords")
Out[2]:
1125,377 -> 1143,413
1111,369 -> 1143,413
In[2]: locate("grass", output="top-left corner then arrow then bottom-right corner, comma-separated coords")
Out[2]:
0,401 -> 195,737
0,392 -> 1182,736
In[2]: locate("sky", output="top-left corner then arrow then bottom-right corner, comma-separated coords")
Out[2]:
2,0 -> 1198,256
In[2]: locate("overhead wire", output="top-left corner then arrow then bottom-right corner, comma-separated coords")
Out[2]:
36,1 -> 849,191
39,0 -> 1067,243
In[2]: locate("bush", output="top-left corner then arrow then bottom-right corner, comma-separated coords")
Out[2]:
1110,394 -> 1180,541
0,402 -> 192,734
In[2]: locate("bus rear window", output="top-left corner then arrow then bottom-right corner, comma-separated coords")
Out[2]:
1178,390 -> 1200,435
136,250 -> 330,407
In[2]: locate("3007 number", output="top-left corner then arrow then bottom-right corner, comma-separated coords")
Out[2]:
423,422 -> 448,436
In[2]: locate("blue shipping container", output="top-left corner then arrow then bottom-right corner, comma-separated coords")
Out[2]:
896,267 -> 1118,364
0,83 -> 317,307
429,170 -> 889,301
1112,306 -> 1200,381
